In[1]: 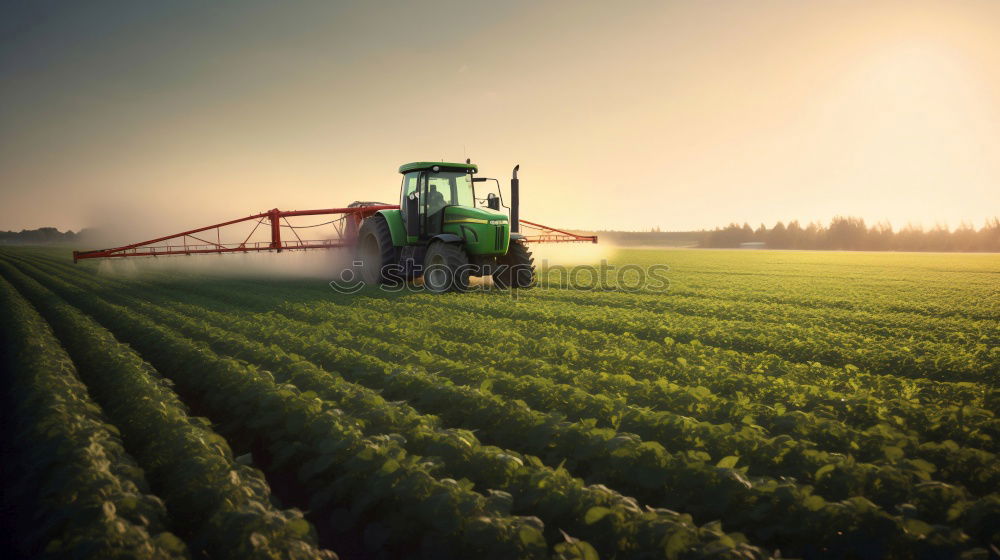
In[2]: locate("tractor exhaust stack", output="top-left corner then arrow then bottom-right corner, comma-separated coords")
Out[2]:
511,164 -> 520,233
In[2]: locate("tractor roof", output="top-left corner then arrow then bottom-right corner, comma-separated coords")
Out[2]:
398,161 -> 478,174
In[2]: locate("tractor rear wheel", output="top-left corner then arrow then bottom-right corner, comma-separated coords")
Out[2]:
493,240 -> 535,289
423,242 -> 470,293
356,215 -> 399,285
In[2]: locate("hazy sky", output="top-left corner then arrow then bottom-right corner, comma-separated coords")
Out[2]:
2,0 -> 998,237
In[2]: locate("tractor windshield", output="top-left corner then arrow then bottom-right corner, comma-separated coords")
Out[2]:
427,171 -> 475,209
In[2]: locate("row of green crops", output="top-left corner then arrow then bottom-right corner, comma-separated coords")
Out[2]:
528,287 -> 997,347
6,251 -> 777,560
373,294 -> 996,436
3,246 -> 997,558
591,249 -> 999,322
0,257 -> 587,560
524,290 -> 997,384
277,297 -> 997,490
0,277 -> 187,559
22,257 -> 775,560
410,294 -> 997,404
85,262 -> 991,498
111,267 -> 993,423
15,255 -> 989,559
63,266 -> 994,447
0,263 -> 336,560
177,298 -> 996,556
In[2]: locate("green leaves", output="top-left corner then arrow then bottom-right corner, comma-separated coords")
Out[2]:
814,463 -> 836,480
884,446 -> 905,462
903,518 -> 933,537
287,518 -> 312,539
716,456 -> 740,469
663,530 -> 697,560
517,525 -> 547,549
583,506 -> 613,525
101,501 -> 116,520
153,533 -> 187,555
803,495 -> 825,511
554,531 -> 600,560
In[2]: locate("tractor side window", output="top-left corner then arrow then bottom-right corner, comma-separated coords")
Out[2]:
400,171 -> 420,210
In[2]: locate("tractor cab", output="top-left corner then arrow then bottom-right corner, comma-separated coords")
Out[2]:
355,161 -> 535,292
396,161 -> 506,244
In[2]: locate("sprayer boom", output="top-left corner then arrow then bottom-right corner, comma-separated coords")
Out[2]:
72,204 -> 395,262
73,206 -> 595,262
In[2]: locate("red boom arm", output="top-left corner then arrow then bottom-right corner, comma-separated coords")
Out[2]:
73,205 -> 597,262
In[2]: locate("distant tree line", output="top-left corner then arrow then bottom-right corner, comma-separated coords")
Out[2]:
700,217 -> 1000,252
0,227 -> 81,245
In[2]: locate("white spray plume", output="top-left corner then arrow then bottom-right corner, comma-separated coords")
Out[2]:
528,240 -> 618,267
94,248 -> 355,280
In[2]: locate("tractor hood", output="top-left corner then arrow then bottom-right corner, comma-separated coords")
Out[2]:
441,205 -> 510,256
443,206 -> 508,224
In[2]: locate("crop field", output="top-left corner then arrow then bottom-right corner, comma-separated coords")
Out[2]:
0,246 -> 997,560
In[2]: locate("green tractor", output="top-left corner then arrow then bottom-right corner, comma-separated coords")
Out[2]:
356,161 -> 535,292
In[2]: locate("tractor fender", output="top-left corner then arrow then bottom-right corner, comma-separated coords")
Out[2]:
376,209 -> 407,245
428,233 -> 463,244
510,233 -> 526,241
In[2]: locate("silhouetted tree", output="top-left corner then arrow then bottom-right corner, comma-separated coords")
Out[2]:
826,216 -> 867,250
0,227 -> 79,245
768,222 -> 789,248
697,217 -> 999,252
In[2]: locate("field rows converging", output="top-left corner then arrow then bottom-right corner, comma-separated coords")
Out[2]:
12,256 -> 999,467
1,256 -> 812,556
70,268 -> 999,461
2,247 -> 997,559
0,276 -> 189,560
527,288 -> 998,347
611,251 -> 999,322
0,256 -> 976,556
0,256 -> 772,553
43,258 -> 992,414
3,258 -> 620,558
16,255 -> 998,476
0,263 -> 337,560
121,266 -> 996,409
13,256 -> 994,496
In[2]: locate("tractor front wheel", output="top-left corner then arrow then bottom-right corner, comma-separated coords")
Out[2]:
493,240 -> 535,289
423,242 -> 470,293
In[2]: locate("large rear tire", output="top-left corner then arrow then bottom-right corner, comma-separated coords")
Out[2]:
355,216 -> 399,285
423,242 -> 470,293
493,240 -> 535,289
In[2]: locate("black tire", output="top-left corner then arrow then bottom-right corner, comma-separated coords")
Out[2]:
423,242 -> 470,293
493,240 -> 535,289
355,216 -> 399,285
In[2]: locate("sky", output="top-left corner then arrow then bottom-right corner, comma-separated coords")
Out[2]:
1,0 -> 998,238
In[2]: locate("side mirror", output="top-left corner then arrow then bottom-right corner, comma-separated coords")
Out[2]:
486,193 -> 500,211
405,193 -> 420,237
